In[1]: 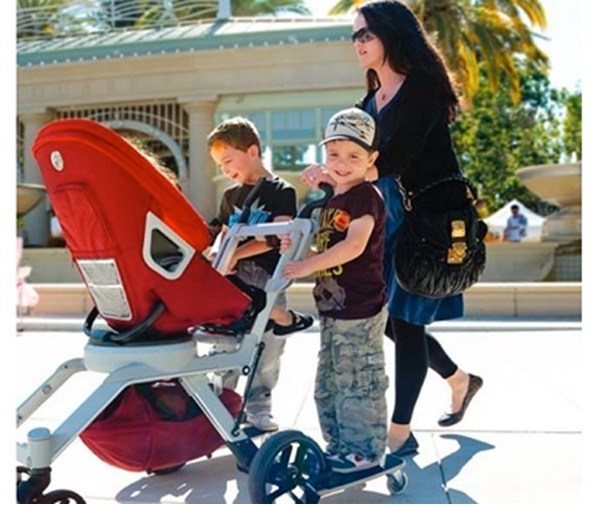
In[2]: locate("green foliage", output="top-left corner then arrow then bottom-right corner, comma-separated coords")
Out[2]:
562,89 -> 582,160
451,63 -> 566,213
328,0 -> 548,104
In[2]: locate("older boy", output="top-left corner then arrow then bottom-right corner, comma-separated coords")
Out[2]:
208,116 -> 313,432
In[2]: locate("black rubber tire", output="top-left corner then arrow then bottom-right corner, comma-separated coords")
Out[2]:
386,470 -> 409,495
38,489 -> 86,503
247,430 -> 325,504
16,466 -> 30,485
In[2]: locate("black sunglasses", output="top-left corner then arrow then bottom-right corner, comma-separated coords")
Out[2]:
351,26 -> 376,44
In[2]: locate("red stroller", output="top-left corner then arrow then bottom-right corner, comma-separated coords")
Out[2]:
16,119 -> 406,504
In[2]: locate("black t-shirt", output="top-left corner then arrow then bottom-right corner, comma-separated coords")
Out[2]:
313,182 -> 386,319
216,176 -> 297,274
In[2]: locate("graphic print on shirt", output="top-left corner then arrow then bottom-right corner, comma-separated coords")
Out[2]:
227,199 -> 271,227
314,207 -> 351,312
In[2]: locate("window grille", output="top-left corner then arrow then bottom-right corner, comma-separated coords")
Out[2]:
55,102 -> 189,177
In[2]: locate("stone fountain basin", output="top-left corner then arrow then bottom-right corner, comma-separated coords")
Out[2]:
17,183 -> 46,218
516,162 -> 581,208
479,241 -> 559,282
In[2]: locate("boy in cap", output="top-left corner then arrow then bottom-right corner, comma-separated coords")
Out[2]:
282,108 -> 389,473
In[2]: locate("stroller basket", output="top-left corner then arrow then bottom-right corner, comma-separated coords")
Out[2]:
80,382 -> 242,473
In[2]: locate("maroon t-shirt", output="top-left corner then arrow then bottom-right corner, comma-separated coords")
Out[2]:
313,181 -> 386,319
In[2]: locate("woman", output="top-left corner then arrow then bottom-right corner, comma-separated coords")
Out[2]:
303,0 -> 483,457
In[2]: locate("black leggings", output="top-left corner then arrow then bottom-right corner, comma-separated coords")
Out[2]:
388,317 -> 458,424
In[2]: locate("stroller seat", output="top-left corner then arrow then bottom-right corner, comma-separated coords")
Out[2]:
33,118 -> 251,338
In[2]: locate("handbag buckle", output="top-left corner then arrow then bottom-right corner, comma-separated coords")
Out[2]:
447,241 -> 467,264
451,220 -> 466,238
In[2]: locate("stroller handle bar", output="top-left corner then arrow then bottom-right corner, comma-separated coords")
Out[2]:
298,183 -> 334,219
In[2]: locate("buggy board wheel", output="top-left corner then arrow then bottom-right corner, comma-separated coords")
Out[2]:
38,489 -> 86,503
150,463 -> 185,476
248,430 -> 325,504
17,466 -> 30,485
386,470 -> 409,495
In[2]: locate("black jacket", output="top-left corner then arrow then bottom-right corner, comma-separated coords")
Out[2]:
357,69 -> 468,210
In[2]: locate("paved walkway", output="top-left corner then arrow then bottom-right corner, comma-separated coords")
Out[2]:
16,318 -> 582,503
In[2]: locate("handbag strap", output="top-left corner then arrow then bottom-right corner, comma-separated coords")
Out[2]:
395,174 -> 478,211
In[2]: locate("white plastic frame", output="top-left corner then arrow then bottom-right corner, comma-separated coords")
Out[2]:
142,211 -> 196,280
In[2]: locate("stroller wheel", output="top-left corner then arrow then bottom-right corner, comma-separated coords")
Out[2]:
37,489 -> 86,503
150,463 -> 185,476
248,430 -> 325,504
16,466 -> 30,485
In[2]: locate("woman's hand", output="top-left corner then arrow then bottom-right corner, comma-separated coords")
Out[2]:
301,164 -> 336,190
283,260 -> 313,280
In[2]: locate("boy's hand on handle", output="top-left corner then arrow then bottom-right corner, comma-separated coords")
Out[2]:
279,234 -> 293,253
302,164 -> 335,190
283,260 -> 312,280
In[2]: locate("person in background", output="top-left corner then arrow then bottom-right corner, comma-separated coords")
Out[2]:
504,204 -> 528,242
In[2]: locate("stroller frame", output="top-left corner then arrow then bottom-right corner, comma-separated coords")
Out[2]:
16,194 -> 318,503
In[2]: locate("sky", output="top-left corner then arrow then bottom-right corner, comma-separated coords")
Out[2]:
303,0 -> 582,92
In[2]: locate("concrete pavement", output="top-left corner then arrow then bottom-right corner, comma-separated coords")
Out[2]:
16,319 -> 582,504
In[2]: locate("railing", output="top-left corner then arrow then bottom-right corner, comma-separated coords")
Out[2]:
17,0 -> 220,40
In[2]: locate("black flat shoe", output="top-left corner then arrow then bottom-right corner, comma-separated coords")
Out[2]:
389,432 -> 419,458
438,374 -> 483,427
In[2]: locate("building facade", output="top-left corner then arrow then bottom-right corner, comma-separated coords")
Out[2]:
17,12 -> 364,245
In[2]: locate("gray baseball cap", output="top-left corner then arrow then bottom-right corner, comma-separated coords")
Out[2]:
320,107 -> 377,151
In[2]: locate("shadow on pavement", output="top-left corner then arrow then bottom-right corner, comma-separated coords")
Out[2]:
114,454 -> 251,503
437,433 -> 496,504
113,434 -> 495,503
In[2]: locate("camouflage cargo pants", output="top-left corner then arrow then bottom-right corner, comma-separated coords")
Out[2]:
219,260 -> 286,416
315,309 -> 389,461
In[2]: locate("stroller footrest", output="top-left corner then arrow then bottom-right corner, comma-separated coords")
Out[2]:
193,329 -> 243,346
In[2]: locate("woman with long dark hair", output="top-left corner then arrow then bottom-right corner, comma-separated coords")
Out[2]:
303,0 -> 483,457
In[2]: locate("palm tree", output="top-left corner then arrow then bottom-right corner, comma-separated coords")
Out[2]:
328,0 -> 361,15
230,0 -> 310,16
327,0 -> 548,104
17,0 -> 68,38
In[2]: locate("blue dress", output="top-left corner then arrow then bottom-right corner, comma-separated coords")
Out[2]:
374,175 -> 463,325
366,92 -> 463,326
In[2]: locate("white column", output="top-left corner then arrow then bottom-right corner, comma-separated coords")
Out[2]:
180,98 -> 218,219
217,0 -> 232,19
20,109 -> 53,246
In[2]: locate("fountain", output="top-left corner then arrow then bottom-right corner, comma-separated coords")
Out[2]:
516,161 -> 582,281
17,183 -> 46,218
516,162 -> 581,242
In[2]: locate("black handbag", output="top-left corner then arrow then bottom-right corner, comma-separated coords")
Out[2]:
394,174 -> 487,298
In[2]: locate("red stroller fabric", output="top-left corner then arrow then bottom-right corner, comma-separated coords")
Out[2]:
32,119 -> 252,472
80,383 -> 242,473
32,118 -> 250,334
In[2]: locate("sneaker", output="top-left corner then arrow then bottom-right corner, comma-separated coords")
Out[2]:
271,310 -> 314,338
329,453 -> 381,474
246,413 -> 279,432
